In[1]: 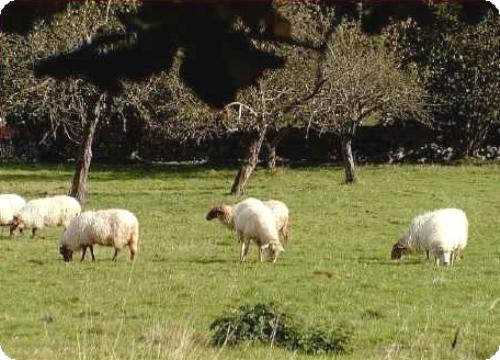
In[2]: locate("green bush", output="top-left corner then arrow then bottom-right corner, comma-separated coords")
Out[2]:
209,303 -> 353,355
297,324 -> 354,355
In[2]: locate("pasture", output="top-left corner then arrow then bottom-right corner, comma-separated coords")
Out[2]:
1,163 -> 499,359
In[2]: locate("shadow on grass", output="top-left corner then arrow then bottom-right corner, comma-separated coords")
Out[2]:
1,161 -> 348,183
2,162 -> 236,182
390,258 -> 427,266
191,258 -> 228,265
27,259 -> 45,265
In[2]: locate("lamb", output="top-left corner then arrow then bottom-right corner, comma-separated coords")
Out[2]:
10,195 -> 81,237
206,198 -> 290,242
59,209 -> 139,262
0,194 -> 26,236
233,202 -> 285,263
391,208 -> 468,266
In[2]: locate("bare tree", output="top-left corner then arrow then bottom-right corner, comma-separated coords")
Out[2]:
0,2 -> 159,202
307,23 -> 425,183
222,2 -> 334,195
224,42 -> 322,195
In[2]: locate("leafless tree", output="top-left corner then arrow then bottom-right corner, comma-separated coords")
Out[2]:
307,23 -> 425,183
222,1 -> 334,195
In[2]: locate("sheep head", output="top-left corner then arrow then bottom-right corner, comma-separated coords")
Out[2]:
59,245 -> 73,262
9,216 -> 24,233
206,205 -> 233,226
262,242 -> 285,263
391,242 -> 409,259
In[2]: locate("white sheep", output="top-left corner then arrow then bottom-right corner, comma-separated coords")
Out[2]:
264,200 -> 289,243
206,197 -> 261,229
206,197 -> 290,242
391,208 -> 468,266
233,202 -> 285,263
59,209 -> 139,262
0,194 -> 26,236
10,195 -> 81,237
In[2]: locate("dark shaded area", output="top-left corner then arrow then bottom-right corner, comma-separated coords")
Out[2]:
32,1 -> 289,108
0,0 -> 68,34
2,0 -> 496,108
330,0 -> 496,33
8,121 -> 500,165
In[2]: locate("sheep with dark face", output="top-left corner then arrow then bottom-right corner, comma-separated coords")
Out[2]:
59,209 -> 139,262
10,195 -> 81,238
206,198 -> 261,229
206,197 -> 290,242
0,194 -> 26,236
391,208 -> 468,266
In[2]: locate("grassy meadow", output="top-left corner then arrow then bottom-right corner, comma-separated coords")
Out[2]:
1,163 -> 499,359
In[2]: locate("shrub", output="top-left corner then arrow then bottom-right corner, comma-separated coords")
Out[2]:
209,302 -> 353,355
298,323 -> 354,355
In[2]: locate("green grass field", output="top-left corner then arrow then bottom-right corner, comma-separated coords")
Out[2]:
1,163 -> 499,359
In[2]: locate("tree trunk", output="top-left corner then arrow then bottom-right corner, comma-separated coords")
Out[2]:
231,127 -> 267,195
341,134 -> 357,184
463,122 -> 490,158
265,140 -> 277,171
70,94 -> 106,203
265,128 -> 291,171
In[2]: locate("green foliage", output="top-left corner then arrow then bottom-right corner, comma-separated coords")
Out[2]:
297,323 -> 354,355
209,303 -> 299,347
387,5 -> 500,156
210,302 -> 353,355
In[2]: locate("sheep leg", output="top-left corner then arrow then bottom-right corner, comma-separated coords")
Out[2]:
238,232 -> 247,262
89,246 -> 95,261
425,250 -> 430,260
240,239 -> 250,262
129,242 -> 138,261
282,220 -> 289,243
259,247 -> 264,263
31,228 -> 37,238
239,242 -> 246,261
80,246 -> 87,262
112,248 -> 119,261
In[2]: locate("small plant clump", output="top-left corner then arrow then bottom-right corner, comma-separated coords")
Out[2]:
209,302 -> 354,355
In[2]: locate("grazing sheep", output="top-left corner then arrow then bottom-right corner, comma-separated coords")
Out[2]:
0,194 -> 26,236
10,195 -> 81,237
206,197 -> 262,229
391,208 -> 468,266
59,209 -> 139,262
264,200 -> 289,243
234,202 -> 285,263
207,198 -> 290,242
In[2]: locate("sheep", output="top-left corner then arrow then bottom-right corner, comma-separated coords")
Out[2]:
391,208 -> 468,266
233,201 -> 285,263
206,197 -> 262,229
59,209 -> 139,262
263,200 -> 289,243
10,195 -> 81,238
0,194 -> 26,236
206,197 -> 290,242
